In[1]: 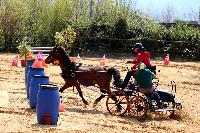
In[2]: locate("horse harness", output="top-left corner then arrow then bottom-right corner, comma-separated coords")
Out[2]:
61,62 -> 82,79
61,62 -> 110,87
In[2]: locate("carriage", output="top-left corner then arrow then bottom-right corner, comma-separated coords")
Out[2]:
45,46 -> 182,119
106,78 -> 182,118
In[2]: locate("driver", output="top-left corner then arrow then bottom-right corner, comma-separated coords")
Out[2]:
120,43 -> 153,89
127,43 -> 152,70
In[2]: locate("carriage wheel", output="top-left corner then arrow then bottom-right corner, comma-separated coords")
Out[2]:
128,95 -> 147,117
106,90 -> 129,116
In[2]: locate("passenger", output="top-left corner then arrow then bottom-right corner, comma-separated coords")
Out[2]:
134,63 -> 163,109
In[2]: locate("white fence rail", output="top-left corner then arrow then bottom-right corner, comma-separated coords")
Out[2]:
30,47 -> 54,56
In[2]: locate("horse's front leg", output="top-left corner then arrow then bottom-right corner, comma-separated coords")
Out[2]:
59,80 -> 72,93
93,84 -> 110,107
74,82 -> 89,105
93,90 -> 107,108
59,83 -> 68,93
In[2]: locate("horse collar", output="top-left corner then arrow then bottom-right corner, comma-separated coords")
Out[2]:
61,63 -> 75,73
61,67 -> 76,79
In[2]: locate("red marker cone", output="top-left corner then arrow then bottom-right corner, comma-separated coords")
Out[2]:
12,54 -> 21,67
100,54 -> 107,66
164,54 -> 169,65
59,96 -> 65,112
77,54 -> 81,63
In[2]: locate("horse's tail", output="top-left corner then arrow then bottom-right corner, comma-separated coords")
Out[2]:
107,67 -> 123,88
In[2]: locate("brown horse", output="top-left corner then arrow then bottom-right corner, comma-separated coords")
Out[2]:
45,46 -> 122,106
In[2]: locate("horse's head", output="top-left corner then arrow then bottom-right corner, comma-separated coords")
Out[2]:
45,46 -> 67,64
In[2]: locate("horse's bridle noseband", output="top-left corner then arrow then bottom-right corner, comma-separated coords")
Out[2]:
48,49 -> 59,63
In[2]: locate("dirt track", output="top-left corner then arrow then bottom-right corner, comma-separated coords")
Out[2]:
0,53 -> 200,133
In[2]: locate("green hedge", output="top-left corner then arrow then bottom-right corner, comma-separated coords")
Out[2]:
0,0 -> 199,60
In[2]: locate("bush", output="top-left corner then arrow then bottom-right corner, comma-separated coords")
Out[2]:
55,26 -> 76,54
17,37 -> 31,60
165,21 -> 200,43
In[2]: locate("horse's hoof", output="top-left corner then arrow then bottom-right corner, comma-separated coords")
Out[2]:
93,103 -> 97,108
59,89 -> 64,93
83,105 -> 88,109
84,101 -> 89,105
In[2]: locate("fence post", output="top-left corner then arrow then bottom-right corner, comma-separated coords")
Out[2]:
155,41 -> 159,60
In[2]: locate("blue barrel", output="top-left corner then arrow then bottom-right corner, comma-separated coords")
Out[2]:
37,84 -> 60,125
25,60 -> 35,86
26,67 -> 45,98
29,75 -> 50,109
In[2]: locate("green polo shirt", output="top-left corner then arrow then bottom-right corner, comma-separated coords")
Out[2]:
134,69 -> 154,88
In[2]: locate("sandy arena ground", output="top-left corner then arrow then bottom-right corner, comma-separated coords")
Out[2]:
0,53 -> 200,133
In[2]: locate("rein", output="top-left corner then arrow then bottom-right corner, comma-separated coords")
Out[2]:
60,62 -> 77,79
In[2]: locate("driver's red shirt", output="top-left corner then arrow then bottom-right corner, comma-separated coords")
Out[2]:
131,51 -> 151,70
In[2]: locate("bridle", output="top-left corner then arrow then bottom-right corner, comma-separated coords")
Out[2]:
48,47 -> 59,64
53,47 -> 75,73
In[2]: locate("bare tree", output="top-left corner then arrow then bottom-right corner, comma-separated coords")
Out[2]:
161,3 -> 176,23
199,6 -> 200,23
89,0 -> 94,16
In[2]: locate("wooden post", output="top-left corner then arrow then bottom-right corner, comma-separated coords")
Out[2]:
155,41 -> 159,60
25,48 -> 27,61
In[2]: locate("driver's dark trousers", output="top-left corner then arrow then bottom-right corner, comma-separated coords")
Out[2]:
121,70 -> 136,89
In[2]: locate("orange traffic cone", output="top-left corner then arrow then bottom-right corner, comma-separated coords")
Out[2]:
32,52 -> 49,68
42,60 -> 48,68
32,59 -> 43,68
37,51 -> 43,61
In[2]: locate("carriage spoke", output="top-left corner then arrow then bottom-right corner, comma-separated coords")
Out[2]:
120,105 -> 127,111
106,91 -> 129,116
118,96 -> 127,103
108,103 -> 118,111
128,95 -> 147,117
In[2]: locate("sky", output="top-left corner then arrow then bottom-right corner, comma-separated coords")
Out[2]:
134,0 -> 200,22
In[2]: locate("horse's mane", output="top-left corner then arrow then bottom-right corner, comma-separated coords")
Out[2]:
58,47 -> 73,66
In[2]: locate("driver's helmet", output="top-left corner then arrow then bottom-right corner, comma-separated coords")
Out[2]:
133,43 -> 145,52
137,63 -> 146,70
